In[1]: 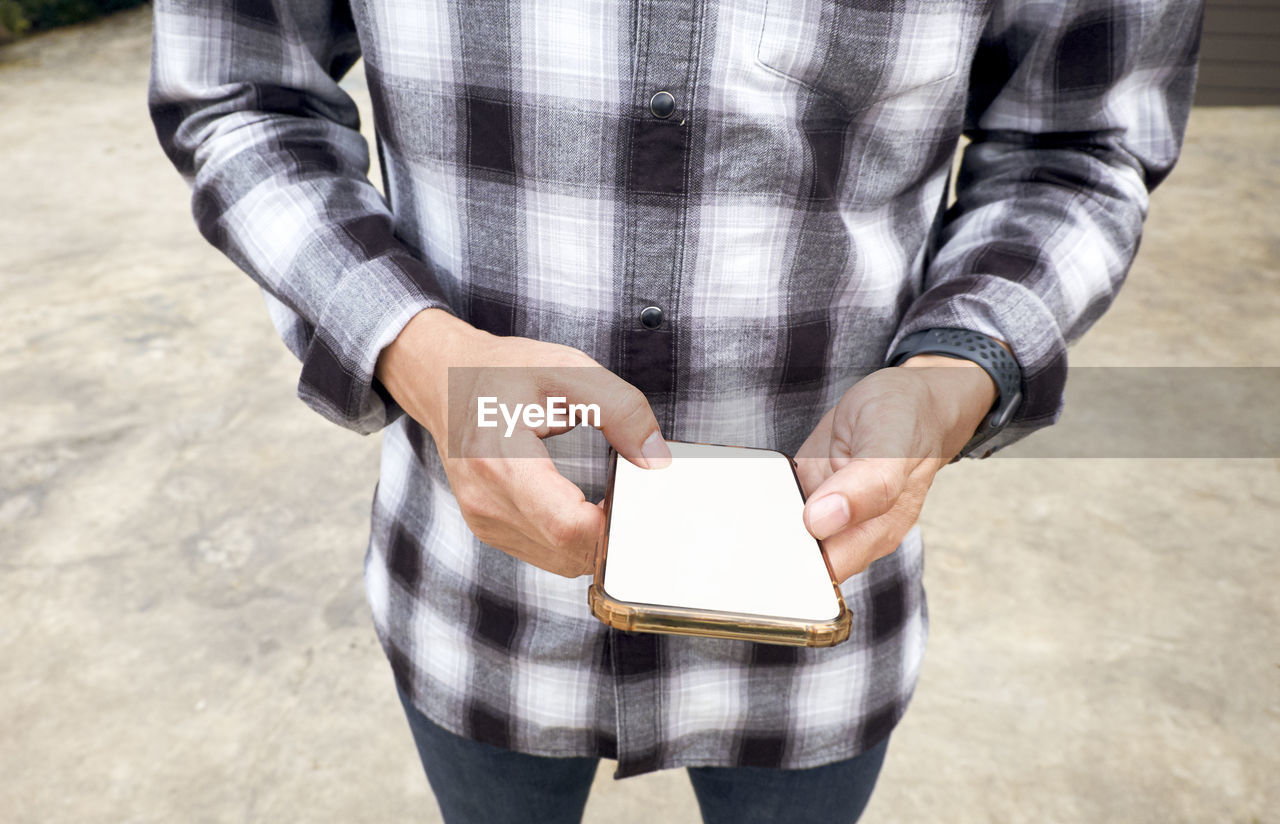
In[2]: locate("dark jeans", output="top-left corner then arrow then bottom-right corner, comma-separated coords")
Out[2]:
397,687 -> 889,824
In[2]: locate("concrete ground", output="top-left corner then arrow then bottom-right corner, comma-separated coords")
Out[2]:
1,7 -> 1276,823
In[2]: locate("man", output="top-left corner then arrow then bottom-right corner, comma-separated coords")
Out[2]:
149,0 -> 1201,821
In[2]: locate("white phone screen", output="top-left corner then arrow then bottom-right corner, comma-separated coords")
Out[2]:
603,441 -> 842,622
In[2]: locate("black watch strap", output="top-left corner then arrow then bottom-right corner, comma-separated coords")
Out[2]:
887,328 -> 1023,459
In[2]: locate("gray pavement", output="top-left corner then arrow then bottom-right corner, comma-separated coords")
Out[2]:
1,7 -> 1277,823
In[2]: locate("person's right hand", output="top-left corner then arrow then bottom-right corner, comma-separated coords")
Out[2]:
375,308 -> 671,578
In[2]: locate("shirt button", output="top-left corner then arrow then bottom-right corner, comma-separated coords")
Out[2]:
639,306 -> 664,329
649,91 -> 676,119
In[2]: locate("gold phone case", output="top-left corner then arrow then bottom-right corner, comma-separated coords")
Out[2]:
589,444 -> 851,647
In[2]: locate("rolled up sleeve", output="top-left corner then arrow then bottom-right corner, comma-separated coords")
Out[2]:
148,0 -> 454,433
890,0 -> 1203,452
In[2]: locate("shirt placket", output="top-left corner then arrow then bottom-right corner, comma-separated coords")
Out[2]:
610,0 -> 703,779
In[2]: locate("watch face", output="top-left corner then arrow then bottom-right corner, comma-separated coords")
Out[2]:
992,391 -> 1023,429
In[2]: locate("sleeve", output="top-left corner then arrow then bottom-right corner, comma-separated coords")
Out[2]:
148,0 -> 455,434
887,0 -> 1203,452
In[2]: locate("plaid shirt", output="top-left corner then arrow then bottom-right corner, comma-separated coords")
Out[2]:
150,0 -> 1201,776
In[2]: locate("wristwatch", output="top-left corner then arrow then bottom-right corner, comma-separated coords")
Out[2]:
887,328 -> 1023,459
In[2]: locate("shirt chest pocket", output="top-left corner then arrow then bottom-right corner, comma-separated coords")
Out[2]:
756,0 -> 976,114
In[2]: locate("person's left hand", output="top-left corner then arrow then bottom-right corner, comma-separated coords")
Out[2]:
794,355 -> 1001,583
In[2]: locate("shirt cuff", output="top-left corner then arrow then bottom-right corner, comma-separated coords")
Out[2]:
887,274 -> 1068,455
295,227 -> 454,435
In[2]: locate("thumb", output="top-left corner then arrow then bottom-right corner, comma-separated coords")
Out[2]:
802,387 -> 922,540
803,458 -> 908,541
564,368 -> 672,470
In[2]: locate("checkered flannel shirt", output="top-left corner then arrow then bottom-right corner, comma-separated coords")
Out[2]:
150,0 -> 1201,776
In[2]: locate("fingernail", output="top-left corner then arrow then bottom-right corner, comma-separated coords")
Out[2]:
807,495 -> 849,539
640,431 -> 672,469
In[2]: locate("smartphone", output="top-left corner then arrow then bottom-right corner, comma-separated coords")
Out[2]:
589,441 -> 851,647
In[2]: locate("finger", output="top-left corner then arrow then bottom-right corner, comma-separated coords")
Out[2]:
803,396 -> 924,540
803,458 -> 908,541
821,484 -> 926,581
499,431 -> 606,571
522,494 -> 604,576
557,367 -> 671,470
454,428 -> 578,529
793,407 -> 836,497
823,516 -> 896,582
823,519 -> 880,582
